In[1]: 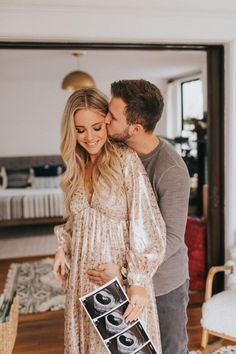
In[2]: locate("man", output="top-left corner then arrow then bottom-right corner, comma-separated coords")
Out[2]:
87,79 -> 190,354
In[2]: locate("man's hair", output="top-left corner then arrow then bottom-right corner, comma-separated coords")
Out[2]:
111,79 -> 164,132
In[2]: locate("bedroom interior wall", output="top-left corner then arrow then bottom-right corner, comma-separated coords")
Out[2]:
0,63 -> 167,157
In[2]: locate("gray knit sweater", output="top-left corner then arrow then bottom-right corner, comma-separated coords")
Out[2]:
140,138 -> 190,296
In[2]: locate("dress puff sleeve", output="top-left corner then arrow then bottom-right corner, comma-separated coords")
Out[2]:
54,216 -> 73,262
122,149 -> 166,287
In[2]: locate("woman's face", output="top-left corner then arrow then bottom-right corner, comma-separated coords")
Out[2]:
74,109 -> 107,161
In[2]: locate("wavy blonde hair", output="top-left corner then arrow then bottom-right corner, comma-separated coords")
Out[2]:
60,87 -> 124,213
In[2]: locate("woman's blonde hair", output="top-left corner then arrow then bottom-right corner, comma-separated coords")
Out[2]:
60,87 -> 124,213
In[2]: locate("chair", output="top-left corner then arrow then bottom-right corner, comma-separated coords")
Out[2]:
200,265 -> 236,349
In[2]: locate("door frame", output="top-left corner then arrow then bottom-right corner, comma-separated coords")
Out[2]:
0,41 -> 225,290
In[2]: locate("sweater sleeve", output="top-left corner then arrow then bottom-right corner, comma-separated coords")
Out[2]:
157,165 -> 190,262
122,150 -> 166,287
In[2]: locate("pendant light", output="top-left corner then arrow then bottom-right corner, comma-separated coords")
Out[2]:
61,52 -> 96,91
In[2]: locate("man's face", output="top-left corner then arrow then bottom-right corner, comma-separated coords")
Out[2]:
105,97 -> 132,142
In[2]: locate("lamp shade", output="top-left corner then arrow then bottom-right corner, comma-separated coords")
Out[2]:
61,70 -> 96,91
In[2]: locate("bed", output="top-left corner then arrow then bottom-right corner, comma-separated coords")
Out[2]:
0,155 -> 64,226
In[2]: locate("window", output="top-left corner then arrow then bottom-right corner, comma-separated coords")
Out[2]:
181,78 -> 203,125
180,78 -> 204,158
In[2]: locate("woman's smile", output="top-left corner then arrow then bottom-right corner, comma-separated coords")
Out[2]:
85,141 -> 99,147
74,109 -> 107,161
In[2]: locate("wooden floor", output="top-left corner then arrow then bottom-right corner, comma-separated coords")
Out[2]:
0,256 -> 234,354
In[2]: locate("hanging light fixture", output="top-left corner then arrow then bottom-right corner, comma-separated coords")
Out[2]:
61,52 -> 96,91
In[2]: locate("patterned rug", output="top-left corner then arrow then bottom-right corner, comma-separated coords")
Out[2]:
3,258 -> 65,314
212,347 -> 236,354
190,346 -> 236,354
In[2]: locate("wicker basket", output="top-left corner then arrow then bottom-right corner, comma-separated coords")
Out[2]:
0,296 -> 19,354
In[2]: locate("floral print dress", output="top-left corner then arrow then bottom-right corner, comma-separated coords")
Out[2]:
55,147 -> 166,354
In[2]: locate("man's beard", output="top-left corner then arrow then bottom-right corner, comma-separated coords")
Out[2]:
108,127 -> 131,144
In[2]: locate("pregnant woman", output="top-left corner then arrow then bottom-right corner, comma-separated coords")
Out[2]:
53,87 -> 166,354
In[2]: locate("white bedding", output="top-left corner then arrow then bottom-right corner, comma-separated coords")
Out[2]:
0,188 -> 64,220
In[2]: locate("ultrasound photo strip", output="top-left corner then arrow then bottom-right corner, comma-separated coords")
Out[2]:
94,301 -> 132,340
80,278 -> 159,354
132,340 -> 158,354
106,320 -> 147,353
80,278 -> 128,320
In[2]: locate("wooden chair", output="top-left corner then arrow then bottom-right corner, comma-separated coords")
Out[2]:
200,265 -> 236,349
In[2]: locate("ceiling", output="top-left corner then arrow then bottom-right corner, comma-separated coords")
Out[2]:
0,49 -> 206,82
1,0 -> 236,15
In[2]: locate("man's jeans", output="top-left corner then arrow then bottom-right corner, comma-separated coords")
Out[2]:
156,280 -> 189,354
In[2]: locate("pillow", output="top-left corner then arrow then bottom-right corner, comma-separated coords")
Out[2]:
6,168 -> 30,188
32,164 -> 63,177
31,164 -> 64,189
31,175 -> 62,189
0,166 -> 7,189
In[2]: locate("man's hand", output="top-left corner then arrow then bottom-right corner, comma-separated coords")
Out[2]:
87,263 -> 122,285
123,285 -> 148,322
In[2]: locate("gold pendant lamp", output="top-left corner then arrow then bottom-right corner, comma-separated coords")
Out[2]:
61,52 -> 96,91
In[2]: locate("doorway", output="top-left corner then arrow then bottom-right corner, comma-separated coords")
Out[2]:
0,42 -> 224,290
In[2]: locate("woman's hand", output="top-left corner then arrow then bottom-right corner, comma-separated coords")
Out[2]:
123,285 -> 148,322
53,248 -> 67,288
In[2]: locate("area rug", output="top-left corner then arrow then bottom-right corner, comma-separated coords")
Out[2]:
190,346 -> 236,353
212,347 -> 236,354
3,257 -> 65,314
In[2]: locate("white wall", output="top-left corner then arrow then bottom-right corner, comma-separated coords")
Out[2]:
1,1 -> 236,42
0,0 -> 236,252
224,40 -> 236,258
166,81 -> 182,139
0,81 -> 68,156
0,60 -> 168,156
